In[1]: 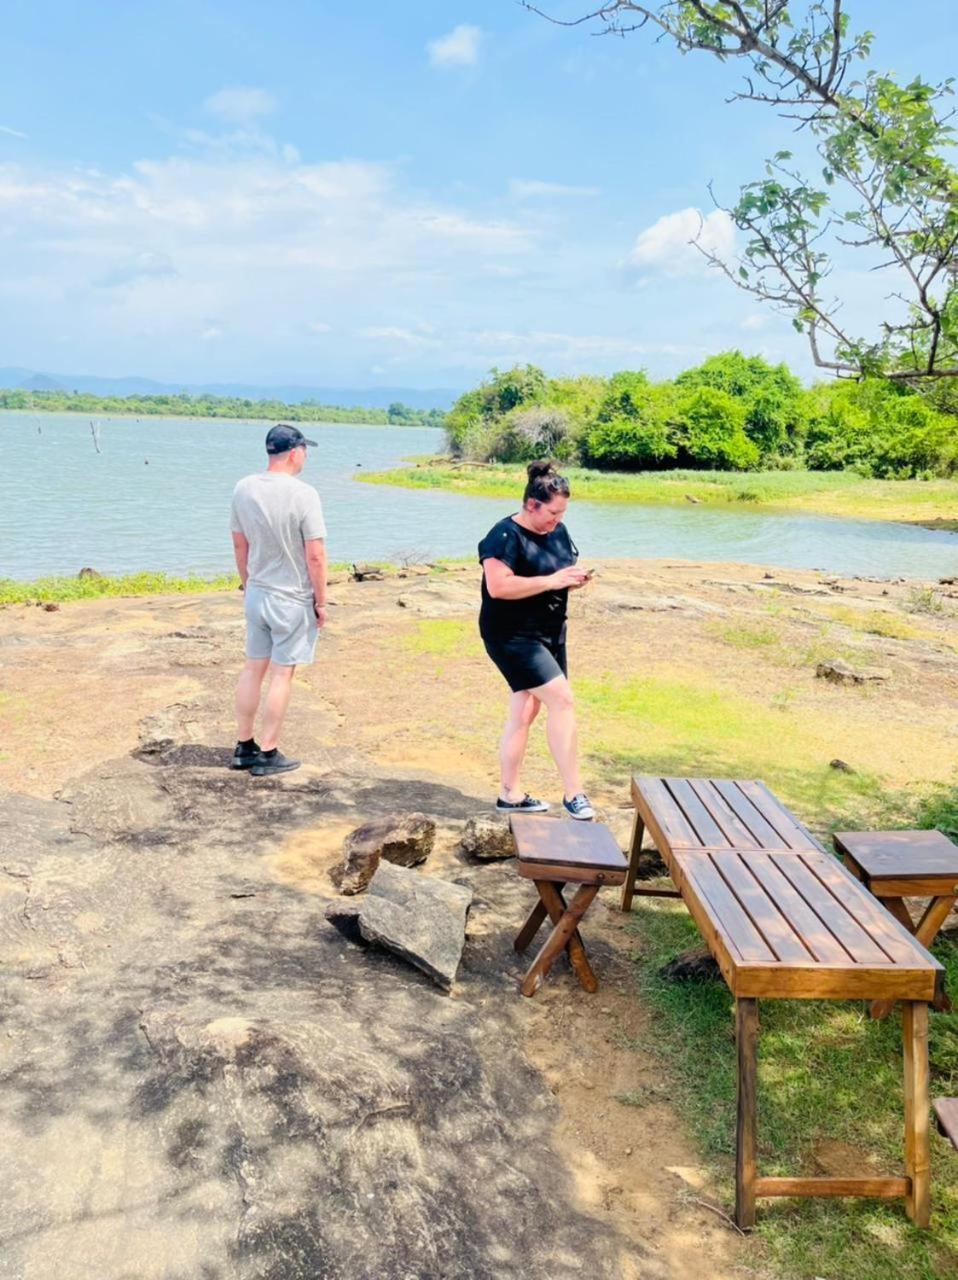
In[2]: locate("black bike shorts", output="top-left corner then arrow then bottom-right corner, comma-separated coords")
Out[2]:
482,633 -> 568,693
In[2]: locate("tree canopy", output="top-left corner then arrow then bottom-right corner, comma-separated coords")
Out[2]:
526,2 -> 958,385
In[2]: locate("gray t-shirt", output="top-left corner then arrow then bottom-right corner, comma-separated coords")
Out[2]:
230,473 -> 327,603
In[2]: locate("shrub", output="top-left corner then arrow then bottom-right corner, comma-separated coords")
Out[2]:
671,387 -> 761,470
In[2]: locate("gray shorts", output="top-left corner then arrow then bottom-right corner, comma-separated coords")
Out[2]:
244,584 -> 317,666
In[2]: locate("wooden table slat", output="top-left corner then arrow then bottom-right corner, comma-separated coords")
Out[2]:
711,852 -> 814,963
692,779 -> 764,848
744,853 -> 852,965
681,856 -> 777,963
771,854 -> 889,965
663,778 -> 731,848
713,780 -> 784,848
801,851 -> 930,966
739,780 -> 824,852
634,776 -> 701,848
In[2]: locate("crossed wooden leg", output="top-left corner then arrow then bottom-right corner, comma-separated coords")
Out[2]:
516,880 -> 599,997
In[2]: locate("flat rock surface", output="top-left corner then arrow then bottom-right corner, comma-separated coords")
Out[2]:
328,860 -> 472,990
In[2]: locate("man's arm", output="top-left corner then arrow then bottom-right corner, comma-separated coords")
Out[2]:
305,537 -> 328,625
232,532 -> 250,588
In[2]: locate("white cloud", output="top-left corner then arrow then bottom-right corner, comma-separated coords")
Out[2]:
204,87 -> 277,125
360,326 -> 438,348
741,312 -> 770,332
629,207 -> 736,277
306,321 -> 331,334
0,125 -> 27,140
201,325 -> 223,341
510,179 -> 599,199
427,25 -> 481,69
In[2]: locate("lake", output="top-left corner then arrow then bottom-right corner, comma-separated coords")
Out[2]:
1,412 -> 956,580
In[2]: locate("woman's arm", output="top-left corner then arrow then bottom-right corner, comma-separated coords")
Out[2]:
483,557 -> 587,600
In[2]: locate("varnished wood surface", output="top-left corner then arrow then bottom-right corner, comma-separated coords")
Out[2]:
510,814 -> 628,871
835,829 -> 958,887
632,775 -> 826,854
672,848 -> 942,1001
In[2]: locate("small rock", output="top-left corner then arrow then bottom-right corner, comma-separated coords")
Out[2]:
77,567 -> 102,580
660,946 -> 721,984
815,659 -> 891,686
42,603 -> 60,612
459,815 -> 514,861
829,758 -> 855,774
335,812 -> 437,895
684,494 -> 701,504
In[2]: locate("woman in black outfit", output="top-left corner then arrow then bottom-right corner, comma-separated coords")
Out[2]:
477,460 -> 594,819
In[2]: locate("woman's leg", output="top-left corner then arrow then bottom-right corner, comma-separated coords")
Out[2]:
499,690 -> 540,801
531,675 -> 583,800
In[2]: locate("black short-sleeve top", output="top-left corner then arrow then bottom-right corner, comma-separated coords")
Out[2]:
477,515 -> 578,641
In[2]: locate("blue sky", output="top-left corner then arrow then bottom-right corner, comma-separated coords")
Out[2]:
1,1 -> 954,390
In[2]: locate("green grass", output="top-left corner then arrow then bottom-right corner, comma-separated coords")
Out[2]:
398,618 -> 481,658
623,901 -> 958,1279
577,672 -> 911,834
820,604 -> 921,640
359,461 -> 958,529
0,570 -> 241,604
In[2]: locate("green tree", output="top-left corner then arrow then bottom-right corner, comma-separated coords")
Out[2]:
580,373 -> 676,468
671,387 -> 760,470
675,350 -> 806,459
528,3 -> 958,385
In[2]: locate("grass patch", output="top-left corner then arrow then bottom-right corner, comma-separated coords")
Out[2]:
709,621 -> 781,650
624,900 -> 958,1279
577,672 -> 908,833
359,461 -> 958,528
820,604 -> 920,640
399,618 -> 480,659
0,571 -> 241,604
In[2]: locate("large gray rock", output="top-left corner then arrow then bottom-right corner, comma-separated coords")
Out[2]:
337,811 -> 436,895
459,814 -> 515,861
327,861 -> 472,990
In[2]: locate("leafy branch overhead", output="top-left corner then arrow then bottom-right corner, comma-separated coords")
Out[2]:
525,2 -> 958,383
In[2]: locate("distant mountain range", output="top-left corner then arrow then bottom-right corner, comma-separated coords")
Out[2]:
0,367 -> 460,412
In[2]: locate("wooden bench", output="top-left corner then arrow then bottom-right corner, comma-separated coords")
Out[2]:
623,774 -> 944,1228
510,816 -> 627,998
836,828 -> 958,1018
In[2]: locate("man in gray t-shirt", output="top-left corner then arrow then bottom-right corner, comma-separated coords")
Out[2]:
228,423 -> 328,776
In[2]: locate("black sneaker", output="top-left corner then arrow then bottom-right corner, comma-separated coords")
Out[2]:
562,794 -> 595,821
495,794 -> 550,813
230,740 -> 261,770
250,749 -> 301,777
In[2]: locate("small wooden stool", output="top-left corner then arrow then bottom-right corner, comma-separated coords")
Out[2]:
510,815 -> 627,997
836,828 -> 958,1019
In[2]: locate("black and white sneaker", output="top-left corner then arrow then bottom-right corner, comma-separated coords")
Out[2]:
230,740 -> 261,770
495,794 -> 550,813
562,794 -> 595,821
250,749 -> 301,777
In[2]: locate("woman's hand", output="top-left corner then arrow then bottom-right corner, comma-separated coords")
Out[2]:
550,566 -> 590,590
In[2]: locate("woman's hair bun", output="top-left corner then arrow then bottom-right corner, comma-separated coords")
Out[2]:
526,459 -> 556,481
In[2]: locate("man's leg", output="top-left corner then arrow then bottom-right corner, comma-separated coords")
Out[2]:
235,658 -> 271,740
499,691 -> 540,801
260,663 -> 297,751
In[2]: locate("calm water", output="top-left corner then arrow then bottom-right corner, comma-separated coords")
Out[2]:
1,412 -> 956,580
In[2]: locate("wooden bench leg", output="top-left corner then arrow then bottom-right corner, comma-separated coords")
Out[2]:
514,899 -> 548,954
735,998 -> 759,1230
620,810 -> 645,913
520,884 -> 599,997
903,1001 -> 931,1227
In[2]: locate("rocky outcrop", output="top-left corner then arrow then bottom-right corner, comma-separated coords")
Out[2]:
459,814 -> 515,861
335,811 -> 436,895
327,860 -> 472,990
815,659 -> 891,686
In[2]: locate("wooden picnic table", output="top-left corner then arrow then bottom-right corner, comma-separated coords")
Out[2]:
622,774 -> 944,1228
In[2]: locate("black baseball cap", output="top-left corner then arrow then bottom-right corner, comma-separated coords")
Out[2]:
265,423 -> 318,454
